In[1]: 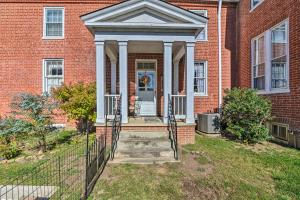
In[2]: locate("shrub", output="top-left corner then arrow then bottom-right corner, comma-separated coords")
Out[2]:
0,142 -> 21,160
8,93 -> 57,152
221,88 -> 272,143
52,82 -> 96,133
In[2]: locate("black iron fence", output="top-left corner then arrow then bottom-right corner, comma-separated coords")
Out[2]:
110,94 -> 122,160
168,94 -> 179,160
0,135 -> 108,200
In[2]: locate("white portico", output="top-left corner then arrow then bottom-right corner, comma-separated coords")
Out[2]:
81,0 -> 207,124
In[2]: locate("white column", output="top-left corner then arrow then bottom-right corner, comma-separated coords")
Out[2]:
118,41 -> 128,123
163,42 -> 173,124
173,60 -> 179,94
186,42 -> 195,124
110,60 -> 117,94
96,41 -> 106,123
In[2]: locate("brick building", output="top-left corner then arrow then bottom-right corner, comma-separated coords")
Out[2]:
0,0 -> 299,147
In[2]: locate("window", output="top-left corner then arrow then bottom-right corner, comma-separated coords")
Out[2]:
250,0 -> 264,10
252,35 -> 265,90
272,123 -> 288,141
271,22 -> 288,89
43,7 -> 64,39
191,10 -> 208,41
251,20 -> 289,94
43,59 -> 64,93
194,61 -> 207,95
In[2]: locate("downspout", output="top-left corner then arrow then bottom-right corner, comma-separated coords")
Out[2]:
218,0 -> 223,113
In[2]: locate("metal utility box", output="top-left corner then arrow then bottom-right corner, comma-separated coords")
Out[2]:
197,113 -> 220,134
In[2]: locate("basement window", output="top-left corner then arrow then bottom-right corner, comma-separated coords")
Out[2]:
272,123 -> 288,141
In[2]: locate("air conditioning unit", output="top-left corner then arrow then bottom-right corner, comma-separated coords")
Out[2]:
197,113 -> 220,134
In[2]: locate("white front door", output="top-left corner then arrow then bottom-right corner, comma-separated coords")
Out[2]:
136,60 -> 157,116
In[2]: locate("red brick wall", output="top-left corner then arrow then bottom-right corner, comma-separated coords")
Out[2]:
237,0 -> 300,130
0,0 -> 237,121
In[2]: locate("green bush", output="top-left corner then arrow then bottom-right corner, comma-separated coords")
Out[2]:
0,142 -> 21,160
52,82 -> 96,133
221,88 -> 272,143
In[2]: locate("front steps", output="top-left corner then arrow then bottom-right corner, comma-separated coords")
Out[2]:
110,131 -> 178,164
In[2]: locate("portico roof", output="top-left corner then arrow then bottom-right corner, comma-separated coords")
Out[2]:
81,0 -> 207,36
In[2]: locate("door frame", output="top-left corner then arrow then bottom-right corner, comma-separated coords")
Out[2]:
135,59 -> 157,116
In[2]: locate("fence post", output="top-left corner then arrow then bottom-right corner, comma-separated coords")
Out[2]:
84,120 -> 90,199
58,156 -> 62,200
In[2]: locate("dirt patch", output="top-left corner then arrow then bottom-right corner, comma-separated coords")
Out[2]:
181,153 -> 214,177
234,141 -> 286,153
182,177 -> 219,200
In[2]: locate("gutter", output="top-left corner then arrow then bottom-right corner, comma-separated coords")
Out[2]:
218,0 -> 223,113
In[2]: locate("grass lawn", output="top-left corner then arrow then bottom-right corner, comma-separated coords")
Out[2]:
0,130 -> 90,183
90,134 -> 300,200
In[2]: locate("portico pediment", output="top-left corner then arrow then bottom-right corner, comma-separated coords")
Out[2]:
81,0 -> 207,33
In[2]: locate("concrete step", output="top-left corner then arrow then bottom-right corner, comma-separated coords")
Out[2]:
111,131 -> 177,164
110,156 -> 179,164
119,131 -> 169,139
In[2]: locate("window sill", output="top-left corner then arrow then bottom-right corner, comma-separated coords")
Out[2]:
196,39 -> 208,42
250,1 -> 264,12
194,94 -> 208,97
256,89 -> 290,95
42,36 -> 65,40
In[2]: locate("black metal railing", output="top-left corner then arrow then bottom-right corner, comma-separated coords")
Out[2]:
0,137 -> 108,200
168,94 -> 179,160
110,94 -> 122,160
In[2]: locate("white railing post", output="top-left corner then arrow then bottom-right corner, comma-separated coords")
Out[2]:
171,95 -> 186,119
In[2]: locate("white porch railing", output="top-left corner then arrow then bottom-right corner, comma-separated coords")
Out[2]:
171,95 -> 186,119
105,94 -> 120,119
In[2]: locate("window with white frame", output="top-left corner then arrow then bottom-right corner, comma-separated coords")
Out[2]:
43,7 -> 64,39
271,22 -> 288,89
191,10 -> 208,41
251,0 -> 263,10
194,61 -> 207,95
43,59 -> 64,93
251,20 -> 289,93
252,35 -> 265,90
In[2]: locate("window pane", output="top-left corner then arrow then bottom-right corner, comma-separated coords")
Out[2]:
46,60 -> 63,76
271,62 -> 287,88
254,77 -> 265,90
46,23 -> 63,37
252,0 -> 261,7
272,24 -> 287,59
258,36 -> 265,64
194,62 -> 206,94
271,22 -> 287,89
46,9 -> 63,23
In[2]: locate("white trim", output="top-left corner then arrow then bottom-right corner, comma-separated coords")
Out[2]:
81,0 -> 208,24
194,61 -> 208,96
42,58 -> 64,93
250,0 -> 264,12
43,7 -> 65,40
95,32 -> 196,43
190,10 -> 208,41
135,59 -> 158,116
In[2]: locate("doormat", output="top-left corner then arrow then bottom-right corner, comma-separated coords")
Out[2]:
143,117 -> 162,123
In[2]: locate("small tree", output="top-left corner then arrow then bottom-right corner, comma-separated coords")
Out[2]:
221,88 -> 272,143
52,82 -> 96,133
9,93 -> 56,152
